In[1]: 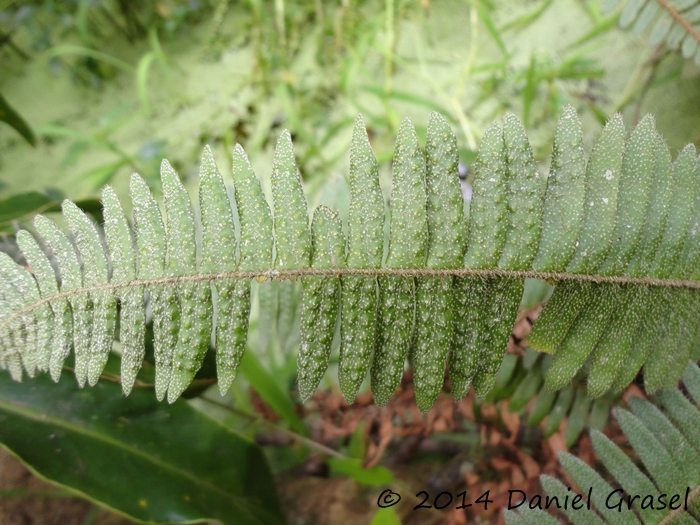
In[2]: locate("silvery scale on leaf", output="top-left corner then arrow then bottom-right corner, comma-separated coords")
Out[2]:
1,107 -> 699,413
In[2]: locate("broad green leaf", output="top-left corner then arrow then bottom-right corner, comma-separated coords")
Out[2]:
0,368 -> 286,525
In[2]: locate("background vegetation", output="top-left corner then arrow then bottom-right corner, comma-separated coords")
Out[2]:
1,0 -> 700,524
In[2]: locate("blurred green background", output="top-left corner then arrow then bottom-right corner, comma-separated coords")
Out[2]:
2,0 -> 699,207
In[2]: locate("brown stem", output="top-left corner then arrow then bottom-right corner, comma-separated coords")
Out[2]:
656,0 -> 700,45
2,267 -> 700,334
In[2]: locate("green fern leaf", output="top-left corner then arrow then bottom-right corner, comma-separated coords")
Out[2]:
532,105 -> 587,272
160,160 -> 213,404
271,130 -> 311,271
34,214 -> 89,383
298,205 -> 345,401
15,231 -> 56,375
0,252 -> 40,378
611,0 -> 700,66
526,361 -> 700,524
371,117 -> 428,407
539,475 -> 606,525
450,123 -> 507,399
102,186 -> 144,396
4,108 -> 700,413
198,146 -> 248,396
62,200 -> 116,387
338,115 -> 384,404
413,112 -> 466,413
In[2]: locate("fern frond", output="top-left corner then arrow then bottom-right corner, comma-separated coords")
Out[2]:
2,108 -> 700,413
507,360 -> 700,524
489,348 -> 614,447
606,0 -> 700,64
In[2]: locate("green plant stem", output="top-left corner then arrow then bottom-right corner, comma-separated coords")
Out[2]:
197,396 -> 347,459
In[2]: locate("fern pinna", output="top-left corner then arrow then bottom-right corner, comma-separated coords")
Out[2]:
505,360 -> 700,524
608,0 -> 700,65
1,107 -> 699,412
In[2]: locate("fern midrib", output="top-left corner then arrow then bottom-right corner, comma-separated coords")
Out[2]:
656,0 -> 700,45
0,396 -> 271,524
2,266 -> 700,346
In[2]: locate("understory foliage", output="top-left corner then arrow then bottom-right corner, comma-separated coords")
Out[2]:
609,0 -> 700,65
478,347 -> 614,448
1,107 -> 700,413
505,360 -> 700,525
